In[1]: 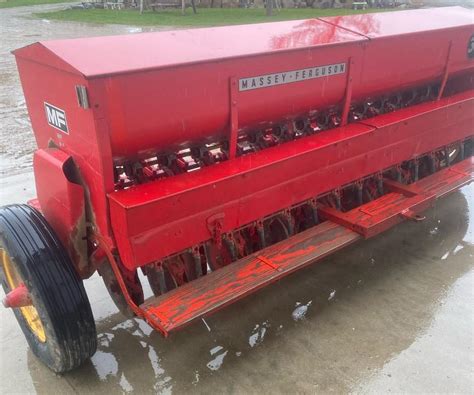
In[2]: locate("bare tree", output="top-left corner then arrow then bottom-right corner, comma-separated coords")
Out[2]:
266,0 -> 273,16
181,0 -> 197,15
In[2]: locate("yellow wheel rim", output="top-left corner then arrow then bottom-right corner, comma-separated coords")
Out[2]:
1,249 -> 46,343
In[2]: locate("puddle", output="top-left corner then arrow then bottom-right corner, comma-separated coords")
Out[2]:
90,350 -> 119,381
206,346 -> 228,371
248,321 -> 269,347
328,290 -> 336,301
291,301 -> 313,321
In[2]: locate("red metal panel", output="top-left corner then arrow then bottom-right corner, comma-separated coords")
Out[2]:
13,8 -> 473,158
29,19 -> 363,77
89,43 -> 362,159
93,19 -> 472,159
33,148 -> 88,274
140,157 -> 473,334
12,42 -> 81,76
16,58 -> 116,252
13,8 -> 472,77
109,90 -> 474,269
321,9 -> 474,101
320,7 -> 473,38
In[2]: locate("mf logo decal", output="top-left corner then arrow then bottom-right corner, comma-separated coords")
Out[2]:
239,62 -> 346,92
44,102 -> 68,134
468,34 -> 474,59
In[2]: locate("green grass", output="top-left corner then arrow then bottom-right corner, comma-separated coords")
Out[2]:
0,0 -> 75,9
34,7 -> 395,27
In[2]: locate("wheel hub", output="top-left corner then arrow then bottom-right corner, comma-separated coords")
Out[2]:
1,249 -> 46,343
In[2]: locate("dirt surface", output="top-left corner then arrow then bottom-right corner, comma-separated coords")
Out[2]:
0,2 -> 160,179
0,4 -> 473,395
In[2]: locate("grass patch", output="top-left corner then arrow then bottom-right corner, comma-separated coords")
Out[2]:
35,7 -> 395,27
0,0 -> 75,9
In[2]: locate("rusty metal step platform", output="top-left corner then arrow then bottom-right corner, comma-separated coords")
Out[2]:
142,221 -> 361,335
318,189 -> 434,238
140,157 -> 473,336
412,157 -> 473,198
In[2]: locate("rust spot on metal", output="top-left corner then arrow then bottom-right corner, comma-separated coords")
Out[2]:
256,255 -> 281,271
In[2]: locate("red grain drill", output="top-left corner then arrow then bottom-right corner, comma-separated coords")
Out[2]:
1,7 -> 472,372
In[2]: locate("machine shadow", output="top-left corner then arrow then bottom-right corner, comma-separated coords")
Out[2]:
28,190 -> 472,393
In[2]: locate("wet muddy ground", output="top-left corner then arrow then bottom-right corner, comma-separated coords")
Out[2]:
1,4 -> 473,394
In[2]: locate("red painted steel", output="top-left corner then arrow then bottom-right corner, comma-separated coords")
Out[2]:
33,149 -> 89,275
15,19 -> 361,77
318,189 -> 434,238
141,157 -> 473,334
109,90 -> 473,269
2,284 -> 32,308
15,59 -> 115,250
413,159 -> 473,198
321,7 -> 473,38
13,8 -> 473,159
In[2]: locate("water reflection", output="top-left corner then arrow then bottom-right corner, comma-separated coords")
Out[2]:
22,187 -> 472,393
207,346 -> 228,371
291,301 -> 312,321
269,16 -> 380,49
248,321 -> 269,347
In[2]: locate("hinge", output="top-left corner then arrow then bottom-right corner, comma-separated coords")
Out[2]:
75,85 -> 90,109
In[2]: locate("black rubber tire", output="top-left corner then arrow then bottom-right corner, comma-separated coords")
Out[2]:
0,204 -> 97,373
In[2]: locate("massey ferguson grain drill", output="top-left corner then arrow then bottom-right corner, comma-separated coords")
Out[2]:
1,7 -> 473,372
